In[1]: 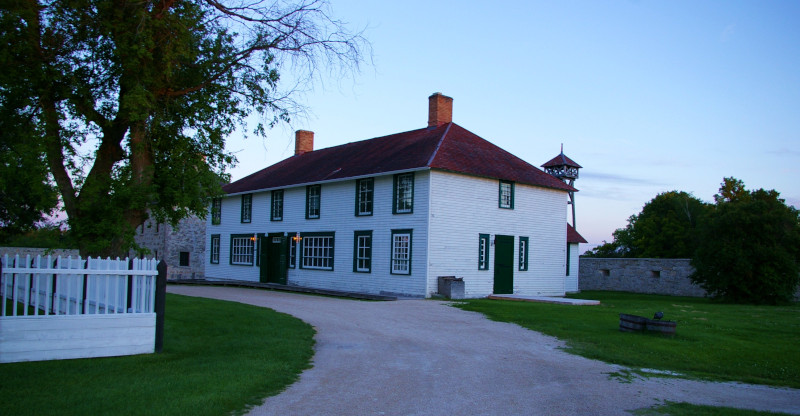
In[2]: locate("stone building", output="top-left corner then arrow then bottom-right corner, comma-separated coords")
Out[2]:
134,215 -> 206,280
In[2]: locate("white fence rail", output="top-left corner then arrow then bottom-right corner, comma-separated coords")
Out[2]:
0,254 -> 163,363
1,254 -> 158,317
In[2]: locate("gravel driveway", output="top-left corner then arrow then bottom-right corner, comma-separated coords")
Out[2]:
168,286 -> 800,416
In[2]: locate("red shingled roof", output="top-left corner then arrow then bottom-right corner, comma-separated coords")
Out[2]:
223,122 -> 574,194
567,224 -> 587,244
542,152 -> 582,169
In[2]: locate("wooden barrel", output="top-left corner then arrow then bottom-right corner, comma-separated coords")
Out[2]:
646,320 -> 677,336
619,314 -> 648,332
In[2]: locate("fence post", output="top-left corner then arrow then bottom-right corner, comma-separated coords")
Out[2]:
154,260 -> 167,353
126,258 -> 134,313
82,258 -> 89,314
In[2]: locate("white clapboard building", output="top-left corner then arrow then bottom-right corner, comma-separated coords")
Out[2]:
204,93 -> 585,298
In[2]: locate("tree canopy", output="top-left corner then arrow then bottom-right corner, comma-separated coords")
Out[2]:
0,0 -> 367,255
691,178 -> 800,304
583,191 -> 709,258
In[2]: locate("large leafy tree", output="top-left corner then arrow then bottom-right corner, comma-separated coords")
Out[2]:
583,191 -> 709,258
691,178 -> 800,304
0,0 -> 366,256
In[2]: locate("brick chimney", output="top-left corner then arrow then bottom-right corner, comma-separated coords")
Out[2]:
295,130 -> 314,155
428,92 -> 453,127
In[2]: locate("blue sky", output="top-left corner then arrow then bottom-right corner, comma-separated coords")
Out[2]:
225,0 -> 800,249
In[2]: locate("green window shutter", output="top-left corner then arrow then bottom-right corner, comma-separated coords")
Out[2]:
519,236 -> 529,271
566,243 -> 571,276
287,232 -> 298,268
478,234 -> 490,270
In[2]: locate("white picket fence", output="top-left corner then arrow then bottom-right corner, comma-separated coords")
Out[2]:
0,254 -> 161,363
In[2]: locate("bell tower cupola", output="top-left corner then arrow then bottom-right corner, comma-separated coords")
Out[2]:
542,145 -> 582,229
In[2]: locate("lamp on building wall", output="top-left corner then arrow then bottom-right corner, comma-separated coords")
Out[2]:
250,235 -> 257,242
292,233 -> 302,242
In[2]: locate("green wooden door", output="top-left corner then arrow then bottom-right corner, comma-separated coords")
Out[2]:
260,234 -> 288,284
493,235 -> 514,294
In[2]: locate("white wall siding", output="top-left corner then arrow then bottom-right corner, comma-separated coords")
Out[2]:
0,314 -> 155,363
205,172 -> 430,297
427,171 -> 568,298
565,243 -> 580,293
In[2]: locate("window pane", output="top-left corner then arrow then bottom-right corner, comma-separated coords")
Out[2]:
231,236 -> 255,265
500,181 -> 513,209
307,186 -> 321,218
212,198 -> 222,225
395,174 -> 414,213
241,194 -> 252,223
272,190 -> 283,221
391,232 -> 411,274
357,179 -> 373,215
302,235 -> 334,270
355,233 -> 371,272
211,235 -> 220,264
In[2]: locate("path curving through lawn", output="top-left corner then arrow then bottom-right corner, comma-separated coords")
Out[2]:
168,286 -> 800,416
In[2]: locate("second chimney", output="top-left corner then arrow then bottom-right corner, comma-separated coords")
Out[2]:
428,92 -> 453,127
295,130 -> 314,155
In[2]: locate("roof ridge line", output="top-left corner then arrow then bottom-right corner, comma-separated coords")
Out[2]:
425,122 -> 452,167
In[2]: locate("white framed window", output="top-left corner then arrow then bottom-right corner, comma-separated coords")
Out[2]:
393,173 -> 414,214
241,194 -> 252,223
356,178 -> 374,216
391,229 -> 412,275
478,234 -> 490,270
499,180 -> 514,209
230,234 -> 255,266
211,198 -> 222,225
210,234 -> 220,264
306,185 -> 321,219
301,234 -> 334,270
271,190 -> 284,221
288,233 -> 298,268
354,231 -> 372,272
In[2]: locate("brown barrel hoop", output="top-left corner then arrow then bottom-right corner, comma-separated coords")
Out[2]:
619,314 -> 648,332
645,320 -> 677,336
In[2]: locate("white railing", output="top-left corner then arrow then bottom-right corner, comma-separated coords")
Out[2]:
1,254 -> 159,317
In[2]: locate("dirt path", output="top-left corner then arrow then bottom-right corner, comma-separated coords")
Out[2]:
168,286 -> 800,416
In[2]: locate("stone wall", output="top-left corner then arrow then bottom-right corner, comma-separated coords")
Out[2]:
132,215 -> 206,280
579,258 -> 706,297
0,247 -> 80,262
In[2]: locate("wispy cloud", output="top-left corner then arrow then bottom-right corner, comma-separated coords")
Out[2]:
766,148 -> 800,158
581,172 -> 666,187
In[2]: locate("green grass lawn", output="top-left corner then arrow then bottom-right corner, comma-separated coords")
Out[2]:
454,291 -> 800,388
0,293 -> 315,416
633,401 -> 795,416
